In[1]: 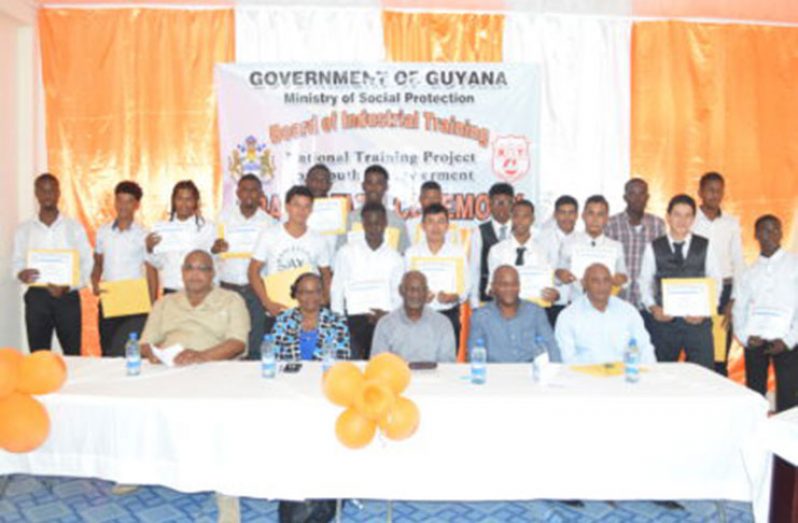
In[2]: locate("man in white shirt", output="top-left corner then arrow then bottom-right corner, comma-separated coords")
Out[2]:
472,183 -> 515,306
487,200 -> 558,304
405,203 -> 471,347
556,264 -> 655,364
638,194 -> 723,369
248,185 -> 332,320
733,215 -> 798,412
212,174 -> 275,359
331,202 -> 403,359
12,173 -> 92,355
338,164 -> 410,253
90,181 -> 154,356
556,195 -> 628,301
537,195 -> 579,326
693,172 -> 745,375
303,163 -> 339,262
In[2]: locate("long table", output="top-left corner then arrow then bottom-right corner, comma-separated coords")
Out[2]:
0,358 -> 772,521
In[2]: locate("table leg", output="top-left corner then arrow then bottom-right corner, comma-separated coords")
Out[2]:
386,500 -> 393,523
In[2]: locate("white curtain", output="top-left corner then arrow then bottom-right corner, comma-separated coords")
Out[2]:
503,14 -> 632,220
235,6 -> 385,62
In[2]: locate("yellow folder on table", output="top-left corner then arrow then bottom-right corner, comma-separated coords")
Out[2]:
351,222 -> 400,250
262,265 -> 313,309
99,278 -> 151,318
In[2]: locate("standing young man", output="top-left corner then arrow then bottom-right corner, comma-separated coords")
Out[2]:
214,174 -> 275,359
472,183 -> 515,306
693,172 -> 745,375
12,173 -> 92,354
639,194 -> 723,369
91,181 -> 154,356
537,195 -> 579,326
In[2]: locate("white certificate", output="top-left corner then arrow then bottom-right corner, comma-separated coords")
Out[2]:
570,245 -> 618,280
517,266 -> 553,301
27,250 -> 77,286
308,198 -> 347,235
747,306 -> 794,340
223,224 -> 261,257
345,280 -> 391,316
413,258 -> 458,294
151,222 -> 191,254
662,278 -> 712,317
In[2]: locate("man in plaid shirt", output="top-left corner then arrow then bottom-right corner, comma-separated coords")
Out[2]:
605,179 -> 665,326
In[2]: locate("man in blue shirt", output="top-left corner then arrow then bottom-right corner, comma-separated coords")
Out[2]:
468,265 -> 560,362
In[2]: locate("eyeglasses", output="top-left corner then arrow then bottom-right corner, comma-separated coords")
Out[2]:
182,264 -> 213,272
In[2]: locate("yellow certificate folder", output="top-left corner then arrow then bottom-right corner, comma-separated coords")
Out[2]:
262,265 -> 313,309
410,256 -> 465,295
27,249 -> 79,287
99,278 -> 152,318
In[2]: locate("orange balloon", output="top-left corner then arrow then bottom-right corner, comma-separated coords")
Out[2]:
335,407 -> 376,449
0,392 -> 51,453
379,396 -> 420,441
353,380 -> 396,421
0,348 -> 24,398
365,353 -> 411,396
322,362 -> 365,407
17,351 -> 67,395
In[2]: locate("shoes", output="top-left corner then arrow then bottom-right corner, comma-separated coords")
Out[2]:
560,500 -> 585,508
216,493 -> 240,523
110,484 -> 139,495
654,500 -> 685,510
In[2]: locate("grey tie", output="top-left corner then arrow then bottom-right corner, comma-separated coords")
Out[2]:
499,224 -> 507,241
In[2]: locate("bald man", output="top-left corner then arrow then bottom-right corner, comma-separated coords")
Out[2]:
370,271 -> 456,362
141,249 -> 249,365
555,263 -> 655,364
468,265 -> 560,363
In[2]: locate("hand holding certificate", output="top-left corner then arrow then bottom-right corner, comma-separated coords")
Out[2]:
661,278 -> 714,317
220,224 -> 261,258
262,265 -> 313,309
410,257 -> 464,295
151,222 -> 191,254
517,266 -> 554,306
345,280 -> 391,316
27,249 -> 78,287
308,198 -> 347,235
747,306 -> 794,340
100,278 -> 152,318
570,246 -> 618,280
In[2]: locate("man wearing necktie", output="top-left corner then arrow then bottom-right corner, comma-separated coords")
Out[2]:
637,194 -> 723,369
473,183 -> 515,305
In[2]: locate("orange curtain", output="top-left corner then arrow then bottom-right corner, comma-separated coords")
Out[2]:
382,11 -> 504,62
39,8 -> 235,355
384,11 -> 504,362
632,21 -> 798,384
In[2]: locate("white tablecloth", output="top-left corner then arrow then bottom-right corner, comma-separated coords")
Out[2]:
766,406 -> 798,466
0,359 -> 772,521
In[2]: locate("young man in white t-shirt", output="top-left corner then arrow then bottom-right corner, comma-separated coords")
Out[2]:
248,185 -> 331,330
90,181 -> 153,356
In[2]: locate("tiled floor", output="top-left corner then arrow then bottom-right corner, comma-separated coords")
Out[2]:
0,475 -> 753,522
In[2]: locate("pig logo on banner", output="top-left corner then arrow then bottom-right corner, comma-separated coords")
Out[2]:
492,135 -> 531,183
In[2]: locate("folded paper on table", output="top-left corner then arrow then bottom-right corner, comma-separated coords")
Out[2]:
661,277 -> 715,317
349,223 -> 400,250
570,246 -> 618,280
747,306 -> 794,340
345,280 -> 391,316
219,223 -> 261,259
569,362 -> 648,377
263,265 -> 313,309
308,198 -> 348,236
27,249 -> 79,287
152,343 -> 184,367
99,278 -> 151,318
410,256 -> 465,295
152,222 -> 192,254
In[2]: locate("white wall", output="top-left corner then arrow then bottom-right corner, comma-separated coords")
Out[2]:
0,0 -> 38,351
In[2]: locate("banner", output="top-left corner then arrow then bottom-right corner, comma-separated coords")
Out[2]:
216,63 -> 540,221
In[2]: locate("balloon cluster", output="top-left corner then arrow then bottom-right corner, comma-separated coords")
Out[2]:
0,349 -> 67,453
322,353 -> 420,449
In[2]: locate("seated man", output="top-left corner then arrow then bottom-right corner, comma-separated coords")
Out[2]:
556,263 -> 655,364
141,249 -> 249,365
371,271 -> 456,363
468,265 -> 560,363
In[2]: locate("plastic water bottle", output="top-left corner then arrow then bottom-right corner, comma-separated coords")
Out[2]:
125,332 -> 141,376
531,335 -> 545,383
471,339 -> 487,385
624,337 -> 640,383
322,340 -> 335,373
261,335 -> 276,379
